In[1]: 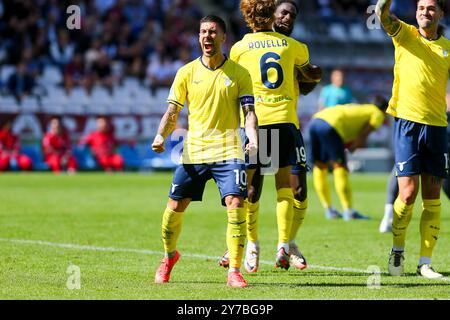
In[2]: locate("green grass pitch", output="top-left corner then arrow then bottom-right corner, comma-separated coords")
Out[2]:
0,172 -> 449,300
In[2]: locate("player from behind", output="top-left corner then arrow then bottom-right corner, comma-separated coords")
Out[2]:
376,0 -> 449,279
151,15 -> 258,288
224,0 -> 320,272
309,97 -> 388,221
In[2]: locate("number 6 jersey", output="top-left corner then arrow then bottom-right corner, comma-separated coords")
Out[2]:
230,31 -> 309,129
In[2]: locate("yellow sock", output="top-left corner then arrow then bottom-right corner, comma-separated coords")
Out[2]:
161,207 -> 184,253
276,188 -> 294,244
227,208 -> 247,269
392,197 -> 414,250
333,167 -> 352,210
420,199 -> 441,258
246,200 -> 259,243
289,198 -> 307,242
313,167 -> 331,208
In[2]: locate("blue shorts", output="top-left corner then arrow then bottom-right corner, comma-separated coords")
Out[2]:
394,118 -> 449,178
309,118 -> 346,165
169,161 -> 247,206
240,123 -> 306,172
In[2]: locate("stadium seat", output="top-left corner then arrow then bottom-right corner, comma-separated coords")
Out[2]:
0,65 -> 16,86
86,86 -> 111,114
367,28 -> 389,43
41,86 -> 68,114
0,95 -> 20,113
40,66 -> 63,86
67,88 -> 90,114
328,23 -> 348,41
20,96 -> 40,113
20,144 -> 50,171
110,87 -> 132,114
292,23 -> 311,41
122,77 -> 140,96
349,23 -> 367,42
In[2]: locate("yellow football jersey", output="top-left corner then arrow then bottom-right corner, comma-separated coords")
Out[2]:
230,31 -> 309,129
313,104 -> 385,143
168,57 -> 254,164
387,20 -> 450,127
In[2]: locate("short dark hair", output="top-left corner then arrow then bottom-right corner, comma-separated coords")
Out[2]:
416,0 -> 446,36
200,15 -> 227,34
416,0 -> 445,12
275,0 -> 299,13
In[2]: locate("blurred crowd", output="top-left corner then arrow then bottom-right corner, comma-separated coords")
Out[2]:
0,0 -> 203,99
2,0 -> 449,103
219,0 -> 450,39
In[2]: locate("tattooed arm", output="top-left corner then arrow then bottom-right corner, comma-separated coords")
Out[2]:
151,103 -> 180,153
242,104 -> 258,155
375,0 -> 401,36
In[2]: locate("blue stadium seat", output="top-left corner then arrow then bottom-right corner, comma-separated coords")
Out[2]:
73,145 -> 99,171
20,144 -> 49,171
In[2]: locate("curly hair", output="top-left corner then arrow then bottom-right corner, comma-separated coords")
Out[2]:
240,0 -> 276,31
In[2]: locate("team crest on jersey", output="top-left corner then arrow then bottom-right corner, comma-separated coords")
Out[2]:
443,49 -> 449,57
223,76 -> 232,87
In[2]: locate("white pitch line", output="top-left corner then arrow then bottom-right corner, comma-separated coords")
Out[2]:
1,237 -> 449,281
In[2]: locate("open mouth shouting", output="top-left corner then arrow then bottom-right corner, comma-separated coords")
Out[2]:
203,41 -> 214,54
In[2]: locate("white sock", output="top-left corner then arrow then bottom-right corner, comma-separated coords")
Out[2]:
229,267 -> 239,273
419,257 -> 431,266
384,204 -> 393,220
165,251 -> 176,259
277,242 -> 289,253
392,246 -> 404,252
247,241 -> 259,251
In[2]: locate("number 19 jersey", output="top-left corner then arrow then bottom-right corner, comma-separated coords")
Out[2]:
230,31 -> 309,129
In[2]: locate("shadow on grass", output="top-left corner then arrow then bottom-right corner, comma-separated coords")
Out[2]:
173,280 -> 450,288
256,270 -> 450,278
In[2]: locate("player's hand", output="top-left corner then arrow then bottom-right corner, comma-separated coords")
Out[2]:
151,134 -> 165,153
245,142 -> 258,157
298,64 -> 322,82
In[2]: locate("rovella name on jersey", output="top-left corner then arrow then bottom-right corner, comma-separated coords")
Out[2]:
248,38 -> 288,50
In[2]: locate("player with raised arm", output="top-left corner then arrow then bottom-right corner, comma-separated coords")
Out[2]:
152,15 -> 258,288
376,0 -> 449,279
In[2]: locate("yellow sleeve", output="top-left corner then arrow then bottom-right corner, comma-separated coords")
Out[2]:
391,20 -> 412,44
167,68 -> 187,110
230,43 -> 240,63
294,41 -> 310,69
369,108 -> 385,129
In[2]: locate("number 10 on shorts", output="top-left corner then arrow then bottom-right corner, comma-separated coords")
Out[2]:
234,169 -> 247,185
